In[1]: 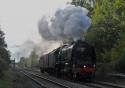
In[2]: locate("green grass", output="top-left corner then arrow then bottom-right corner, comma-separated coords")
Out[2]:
0,70 -> 12,88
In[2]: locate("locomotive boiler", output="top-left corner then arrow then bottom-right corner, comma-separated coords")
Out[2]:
39,40 -> 96,80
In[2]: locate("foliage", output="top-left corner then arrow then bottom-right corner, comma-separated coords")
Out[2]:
18,57 -> 26,68
111,32 -> 125,73
71,0 -> 94,11
0,29 -> 10,77
18,51 -> 39,69
85,0 -> 125,63
71,0 -> 95,17
30,51 -> 39,68
0,70 -> 12,88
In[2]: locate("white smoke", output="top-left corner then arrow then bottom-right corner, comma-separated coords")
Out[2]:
38,5 -> 91,41
12,40 -> 62,62
35,40 -> 62,56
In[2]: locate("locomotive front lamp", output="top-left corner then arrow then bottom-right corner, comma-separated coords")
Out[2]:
83,65 -> 86,68
65,62 -> 69,65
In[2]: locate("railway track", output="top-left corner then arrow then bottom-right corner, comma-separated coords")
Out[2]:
21,71 -> 45,88
21,70 -> 125,88
21,71 -> 71,88
82,81 -> 125,88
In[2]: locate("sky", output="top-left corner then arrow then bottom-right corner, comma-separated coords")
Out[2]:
0,0 -> 71,55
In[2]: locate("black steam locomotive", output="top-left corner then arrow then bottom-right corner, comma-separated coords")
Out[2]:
39,40 -> 96,80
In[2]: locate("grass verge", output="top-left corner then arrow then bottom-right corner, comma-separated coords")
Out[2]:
0,70 -> 12,88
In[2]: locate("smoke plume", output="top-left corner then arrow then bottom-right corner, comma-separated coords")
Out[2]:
38,5 -> 91,41
34,40 -> 62,56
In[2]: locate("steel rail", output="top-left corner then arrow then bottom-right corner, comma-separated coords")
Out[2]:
21,71 -> 47,88
23,71 -> 71,88
93,80 -> 125,88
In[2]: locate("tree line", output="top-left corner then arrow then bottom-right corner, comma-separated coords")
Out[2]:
18,50 -> 39,69
72,0 -> 125,73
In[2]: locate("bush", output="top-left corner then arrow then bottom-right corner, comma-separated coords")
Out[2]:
110,32 -> 125,73
95,63 -> 114,80
0,59 -> 6,77
115,54 -> 125,73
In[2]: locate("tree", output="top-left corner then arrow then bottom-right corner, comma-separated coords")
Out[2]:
30,51 -> 38,68
18,57 -> 26,68
0,29 -> 10,77
85,0 -> 125,62
111,32 -> 125,73
71,0 -> 94,11
18,50 -> 39,69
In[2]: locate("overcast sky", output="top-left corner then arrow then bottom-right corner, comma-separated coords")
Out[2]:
0,0 -> 71,54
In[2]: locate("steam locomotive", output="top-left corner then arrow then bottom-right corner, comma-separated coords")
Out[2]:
39,40 -> 96,80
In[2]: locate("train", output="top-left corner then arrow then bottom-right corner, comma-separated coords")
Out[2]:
39,40 -> 96,80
